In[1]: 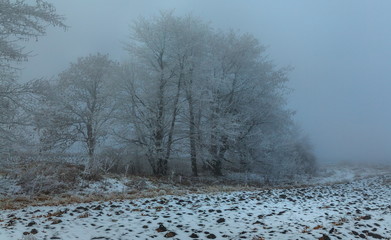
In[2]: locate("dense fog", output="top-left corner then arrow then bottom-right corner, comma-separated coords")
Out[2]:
15,1 -> 391,165
2,1 -> 391,182
1,2 -> 391,240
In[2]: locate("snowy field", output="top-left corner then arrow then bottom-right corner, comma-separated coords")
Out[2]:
1,173 -> 390,240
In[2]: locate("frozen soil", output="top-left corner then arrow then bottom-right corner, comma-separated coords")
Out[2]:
1,173 -> 390,240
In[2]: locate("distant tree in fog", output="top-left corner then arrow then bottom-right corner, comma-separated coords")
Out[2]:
36,54 -> 118,172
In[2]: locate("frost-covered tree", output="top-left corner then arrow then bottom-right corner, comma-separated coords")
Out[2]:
191,31 -> 290,176
119,12 -> 316,177
119,12 -> 181,176
0,79 -> 36,151
37,54 -> 118,172
119,12 -> 213,176
0,0 -> 65,67
164,15 -> 210,176
0,0 -> 65,152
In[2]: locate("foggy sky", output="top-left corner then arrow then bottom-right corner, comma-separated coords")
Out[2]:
19,0 -> 391,164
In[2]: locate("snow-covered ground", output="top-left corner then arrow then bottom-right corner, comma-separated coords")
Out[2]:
1,173 -> 390,240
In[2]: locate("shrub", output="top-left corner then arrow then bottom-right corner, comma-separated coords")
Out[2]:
15,161 -> 83,195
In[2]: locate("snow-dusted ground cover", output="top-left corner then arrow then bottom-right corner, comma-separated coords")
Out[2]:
1,173 -> 390,240
310,163 -> 391,185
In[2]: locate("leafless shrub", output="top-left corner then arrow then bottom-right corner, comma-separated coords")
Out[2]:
79,169 -> 103,182
124,178 -> 150,190
96,147 -> 152,176
15,161 -> 83,195
96,148 -> 122,174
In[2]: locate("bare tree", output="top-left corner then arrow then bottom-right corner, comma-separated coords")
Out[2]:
37,54 -> 118,172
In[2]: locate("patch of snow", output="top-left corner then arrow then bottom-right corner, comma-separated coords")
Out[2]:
1,175 -> 390,240
78,177 -> 129,194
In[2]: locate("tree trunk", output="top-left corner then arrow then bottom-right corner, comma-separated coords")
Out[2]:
185,69 -> 198,177
154,72 -> 168,176
165,71 -> 182,161
209,103 -> 222,176
188,94 -> 198,177
211,158 -> 222,176
86,122 -> 96,173
156,158 -> 168,176
209,132 -> 222,176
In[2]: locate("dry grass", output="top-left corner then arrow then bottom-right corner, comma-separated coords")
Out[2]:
3,171 -> 387,210
0,179 -> 260,210
2,164 -> 389,211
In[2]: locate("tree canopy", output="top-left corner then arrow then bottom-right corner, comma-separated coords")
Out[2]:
0,0 -> 65,152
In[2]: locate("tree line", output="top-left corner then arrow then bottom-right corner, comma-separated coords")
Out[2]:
0,2 -> 315,179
